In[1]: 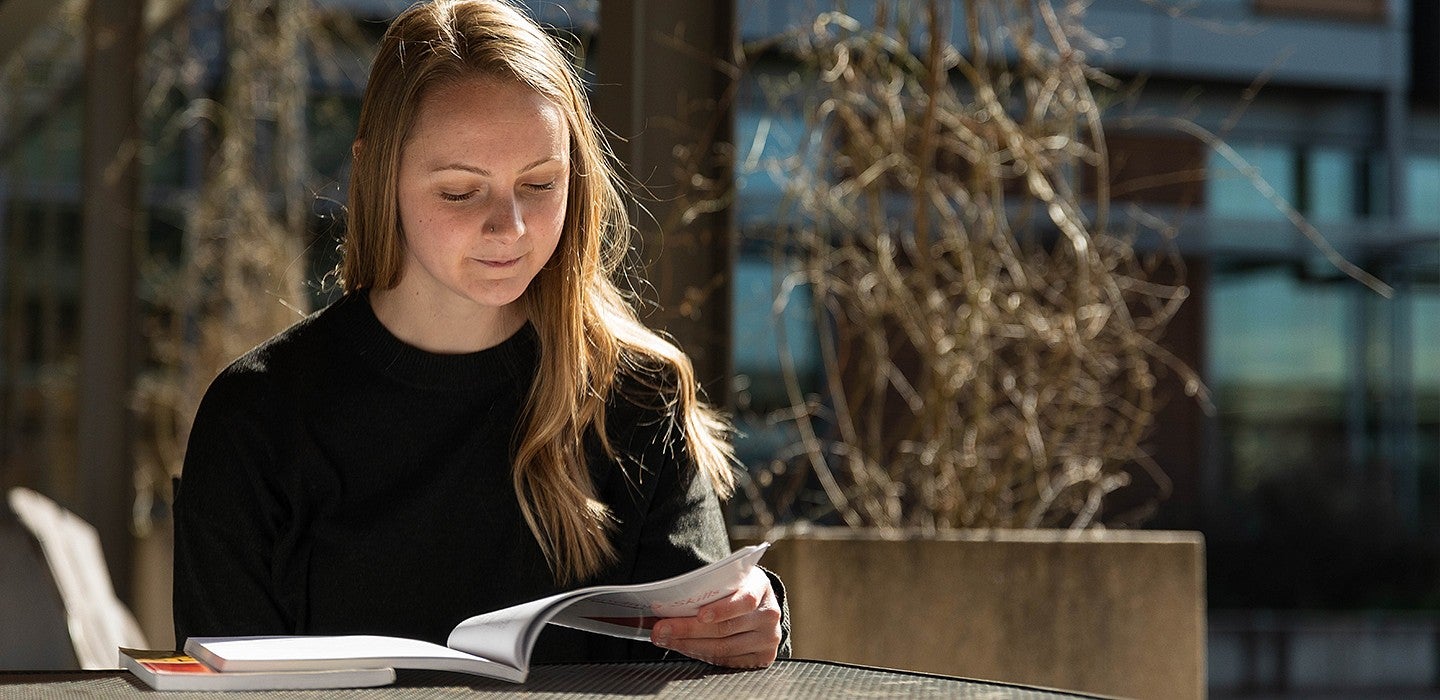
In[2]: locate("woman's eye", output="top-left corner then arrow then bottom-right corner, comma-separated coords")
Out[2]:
440,190 -> 475,202
525,181 -> 557,192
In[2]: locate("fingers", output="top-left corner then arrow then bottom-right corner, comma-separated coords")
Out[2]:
655,629 -> 779,668
649,568 -> 783,668
695,569 -> 772,626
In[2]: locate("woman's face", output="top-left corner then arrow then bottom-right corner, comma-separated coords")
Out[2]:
392,76 -> 569,322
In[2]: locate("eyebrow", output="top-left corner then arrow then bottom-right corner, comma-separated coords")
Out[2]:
431,156 -> 563,176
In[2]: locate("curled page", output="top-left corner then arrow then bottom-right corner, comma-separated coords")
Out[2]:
447,543 -> 769,671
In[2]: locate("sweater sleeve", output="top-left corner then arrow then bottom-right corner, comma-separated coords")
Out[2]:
171,366 -> 294,646
614,385 -> 792,659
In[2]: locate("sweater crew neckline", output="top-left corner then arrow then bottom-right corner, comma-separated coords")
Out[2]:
327,291 -> 538,392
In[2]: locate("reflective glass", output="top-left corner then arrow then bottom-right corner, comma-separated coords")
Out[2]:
1417,293 -> 1440,388
1404,155 -> 1440,227
734,109 -> 807,205
1209,266 -> 1351,386
1369,152 -> 1391,218
1414,281 -> 1439,512
14,103 -> 82,185
729,252 -> 822,473
1207,144 -> 1297,221
731,255 -> 820,393
1209,263 -> 1354,493
1306,148 -> 1360,222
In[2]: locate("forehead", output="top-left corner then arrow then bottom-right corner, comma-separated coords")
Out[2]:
405,76 -> 568,156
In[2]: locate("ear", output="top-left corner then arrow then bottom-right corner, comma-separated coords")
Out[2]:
352,139 -> 363,160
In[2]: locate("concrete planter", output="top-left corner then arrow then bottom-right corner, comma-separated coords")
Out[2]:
739,528 -> 1205,700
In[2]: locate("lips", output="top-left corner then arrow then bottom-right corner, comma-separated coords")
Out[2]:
473,255 -> 523,268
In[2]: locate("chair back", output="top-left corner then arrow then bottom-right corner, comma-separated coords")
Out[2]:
6,487 -> 148,669
0,494 -> 77,669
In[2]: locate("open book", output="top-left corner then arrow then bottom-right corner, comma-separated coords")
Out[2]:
180,543 -> 768,685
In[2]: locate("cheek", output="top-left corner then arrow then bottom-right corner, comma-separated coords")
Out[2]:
398,197 -> 452,247
532,228 -> 564,275
535,199 -> 568,253
396,191 -> 427,242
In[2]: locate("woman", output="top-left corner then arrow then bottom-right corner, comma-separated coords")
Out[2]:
172,0 -> 787,669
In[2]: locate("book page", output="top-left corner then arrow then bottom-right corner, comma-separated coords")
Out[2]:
444,596 -> 562,668
446,543 -> 769,669
549,544 -> 769,639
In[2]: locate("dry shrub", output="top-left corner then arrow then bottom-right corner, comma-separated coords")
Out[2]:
131,0 -> 315,533
741,0 -> 1208,531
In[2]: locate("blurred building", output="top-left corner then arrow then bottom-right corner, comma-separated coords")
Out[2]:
0,0 -> 1436,694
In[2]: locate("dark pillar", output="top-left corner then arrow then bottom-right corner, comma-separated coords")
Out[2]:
77,0 -> 145,602
593,0 -> 737,403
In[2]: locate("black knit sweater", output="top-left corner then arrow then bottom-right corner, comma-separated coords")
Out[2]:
172,292 -> 788,662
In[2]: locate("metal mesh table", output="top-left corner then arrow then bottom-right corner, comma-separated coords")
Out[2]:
0,659 -> 1106,699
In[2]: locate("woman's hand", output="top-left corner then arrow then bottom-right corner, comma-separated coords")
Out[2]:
649,567 -> 783,668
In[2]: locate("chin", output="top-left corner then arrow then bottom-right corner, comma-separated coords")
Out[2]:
460,285 -> 528,310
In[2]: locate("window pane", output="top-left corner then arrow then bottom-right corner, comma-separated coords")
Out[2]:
1404,155 -> 1440,227
1209,263 -> 1353,491
734,108 -> 806,209
1210,266 -> 1350,387
731,255 -> 819,393
1414,277 -> 1439,513
1417,294 -> 1440,389
1207,144 -> 1296,221
15,103 -> 82,185
1306,148 -> 1359,222
730,253 -> 821,473
1368,151 -> 1391,218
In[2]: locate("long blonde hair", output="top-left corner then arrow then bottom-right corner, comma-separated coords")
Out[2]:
341,0 -> 735,583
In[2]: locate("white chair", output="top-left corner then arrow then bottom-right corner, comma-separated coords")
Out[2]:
6,487 -> 148,669
0,497 -> 73,669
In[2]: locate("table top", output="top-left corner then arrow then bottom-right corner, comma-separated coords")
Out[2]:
0,659 -> 1103,699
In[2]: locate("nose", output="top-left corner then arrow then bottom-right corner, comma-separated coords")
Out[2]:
483,194 -> 524,243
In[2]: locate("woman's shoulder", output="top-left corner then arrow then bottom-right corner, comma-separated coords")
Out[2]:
205,296 -> 352,403
221,321 -> 312,379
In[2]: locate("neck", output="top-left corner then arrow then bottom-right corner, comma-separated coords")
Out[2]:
369,287 -> 526,354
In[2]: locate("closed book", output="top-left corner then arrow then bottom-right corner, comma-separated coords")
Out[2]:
119,648 -> 395,691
